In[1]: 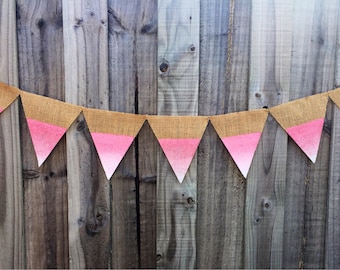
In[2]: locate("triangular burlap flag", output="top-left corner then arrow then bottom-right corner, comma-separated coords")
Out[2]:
328,88 -> 340,108
20,91 -> 81,166
210,109 -> 268,178
0,82 -> 20,113
84,108 -> 145,180
147,115 -> 209,183
270,92 -> 328,162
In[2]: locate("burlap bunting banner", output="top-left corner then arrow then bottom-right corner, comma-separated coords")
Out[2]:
20,91 -> 81,166
1,82 -> 340,181
147,115 -> 209,183
0,82 -> 20,113
210,109 -> 268,178
269,92 -> 329,162
83,108 -> 145,179
328,88 -> 340,108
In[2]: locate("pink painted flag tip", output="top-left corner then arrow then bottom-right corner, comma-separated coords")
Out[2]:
91,132 -> 135,179
158,138 -> 201,183
221,132 -> 262,178
27,118 -> 67,166
286,118 -> 324,163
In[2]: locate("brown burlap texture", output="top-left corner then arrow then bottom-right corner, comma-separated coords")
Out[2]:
328,88 -> 340,108
147,115 -> 209,139
20,90 -> 81,128
269,92 -> 329,129
0,81 -> 20,110
84,108 -> 146,136
210,109 -> 268,138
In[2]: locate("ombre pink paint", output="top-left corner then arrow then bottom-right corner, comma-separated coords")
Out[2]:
221,132 -> 262,178
91,133 -> 134,179
0,108 -> 3,113
158,138 -> 201,183
286,118 -> 324,163
27,118 -> 66,166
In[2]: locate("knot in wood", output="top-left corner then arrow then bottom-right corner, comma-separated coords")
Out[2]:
254,216 -> 262,224
188,44 -> 196,52
187,197 -> 195,204
37,18 -> 46,29
77,120 -> 85,131
263,199 -> 272,211
159,62 -> 169,73
74,17 -> 83,27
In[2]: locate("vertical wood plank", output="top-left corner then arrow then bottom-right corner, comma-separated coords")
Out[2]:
197,0 -> 250,268
117,0 -> 158,268
16,0 -> 69,268
326,105 -> 340,268
283,1 -> 337,268
245,0 -> 293,268
0,0 -> 18,86
0,1 -> 24,269
63,0 -> 109,109
325,3 -> 340,267
63,0 -> 111,268
157,0 -> 199,268
107,0 -> 157,267
0,101 -> 25,268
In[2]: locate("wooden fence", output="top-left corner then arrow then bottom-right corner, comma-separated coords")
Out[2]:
0,0 -> 340,268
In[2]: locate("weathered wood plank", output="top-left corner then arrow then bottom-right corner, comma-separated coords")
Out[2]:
16,0 -> 64,100
66,115 -> 111,268
63,0 -> 111,268
0,1 -> 24,269
197,0 -> 250,268
63,0 -> 109,108
326,104 -> 340,268
157,0 -> 199,268
16,0 -> 69,268
325,3 -> 340,267
116,0 -> 158,268
0,101 -> 25,269
0,0 -> 18,86
107,0 -> 157,267
283,1 -> 337,268
245,0 -> 293,268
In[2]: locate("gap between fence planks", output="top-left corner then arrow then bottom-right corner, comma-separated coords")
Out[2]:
156,0 -> 199,268
107,0 -> 153,267
197,0 -> 248,268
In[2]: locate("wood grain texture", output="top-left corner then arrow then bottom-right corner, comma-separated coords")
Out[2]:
66,115 -> 110,268
16,0 -> 64,100
0,101 -> 25,269
326,8 -> 340,267
157,0 -> 199,268
283,1 -> 337,268
63,0 -> 109,109
326,105 -> 340,268
0,0 -> 18,86
16,0 -> 69,268
245,0 -> 293,268
197,0 -> 249,268
0,1 -> 24,268
107,0 -> 156,267
63,0 -> 111,268
110,0 -> 158,268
